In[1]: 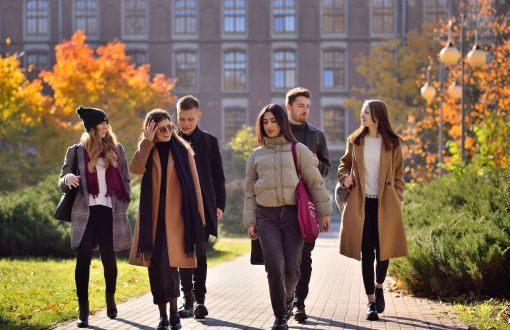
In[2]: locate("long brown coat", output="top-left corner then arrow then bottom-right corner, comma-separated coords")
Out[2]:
338,140 -> 408,261
128,139 -> 205,268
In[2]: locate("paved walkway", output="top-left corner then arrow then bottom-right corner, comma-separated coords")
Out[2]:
56,222 -> 466,329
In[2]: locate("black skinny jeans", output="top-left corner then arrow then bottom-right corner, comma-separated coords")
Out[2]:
75,205 -> 117,303
179,234 -> 209,304
361,197 -> 389,295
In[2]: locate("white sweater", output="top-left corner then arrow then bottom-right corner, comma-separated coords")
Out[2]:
363,136 -> 382,197
88,157 -> 112,208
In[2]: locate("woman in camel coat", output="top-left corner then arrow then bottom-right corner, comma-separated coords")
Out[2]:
338,100 -> 407,322
129,109 -> 205,330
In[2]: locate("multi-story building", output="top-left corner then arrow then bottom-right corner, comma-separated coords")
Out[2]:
1,0 -> 505,160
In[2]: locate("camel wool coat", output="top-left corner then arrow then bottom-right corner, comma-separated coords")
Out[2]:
128,139 -> 205,268
337,139 -> 408,261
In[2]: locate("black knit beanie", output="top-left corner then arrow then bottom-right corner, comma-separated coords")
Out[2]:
76,106 -> 108,131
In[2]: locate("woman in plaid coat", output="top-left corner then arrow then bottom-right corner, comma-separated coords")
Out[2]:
58,106 -> 132,328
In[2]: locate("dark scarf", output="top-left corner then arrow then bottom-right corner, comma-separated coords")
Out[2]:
84,150 -> 131,203
137,138 -> 206,260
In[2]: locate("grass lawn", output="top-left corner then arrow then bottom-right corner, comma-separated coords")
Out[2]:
0,237 -> 250,330
455,299 -> 510,330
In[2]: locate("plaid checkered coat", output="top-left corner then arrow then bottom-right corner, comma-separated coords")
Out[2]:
58,144 -> 132,251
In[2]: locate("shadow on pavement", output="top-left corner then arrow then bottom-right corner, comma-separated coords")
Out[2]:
197,317 -> 262,329
295,315 -> 372,329
383,315 -> 464,329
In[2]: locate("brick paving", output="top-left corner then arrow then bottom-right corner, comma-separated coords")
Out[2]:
55,221 -> 466,329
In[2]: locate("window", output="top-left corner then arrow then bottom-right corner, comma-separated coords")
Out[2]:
224,108 -> 246,143
25,0 -> 49,36
224,0 -> 246,34
273,50 -> 296,89
323,49 -> 345,90
273,0 -> 296,33
127,50 -> 147,66
323,108 -> 345,145
175,51 -> 197,89
425,0 -> 450,24
75,0 -> 98,35
124,0 -> 147,36
323,0 -> 345,34
175,0 -> 197,35
224,51 -> 247,91
371,0 -> 394,34
26,52 -> 49,76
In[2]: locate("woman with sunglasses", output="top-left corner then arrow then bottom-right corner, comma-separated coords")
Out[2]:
128,109 -> 206,330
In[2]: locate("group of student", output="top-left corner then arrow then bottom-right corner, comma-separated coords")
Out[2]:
59,87 -> 407,330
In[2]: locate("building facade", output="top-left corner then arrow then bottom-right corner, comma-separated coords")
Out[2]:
1,0 -> 504,158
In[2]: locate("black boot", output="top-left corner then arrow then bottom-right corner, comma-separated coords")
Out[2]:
106,293 -> 117,319
77,301 -> 89,328
375,287 -> 385,313
177,292 -> 194,318
366,302 -> 379,321
272,317 -> 288,330
157,316 -> 169,330
169,313 -> 182,330
193,295 -> 208,320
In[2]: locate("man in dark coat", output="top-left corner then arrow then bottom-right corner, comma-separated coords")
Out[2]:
285,87 -> 331,323
176,95 -> 226,320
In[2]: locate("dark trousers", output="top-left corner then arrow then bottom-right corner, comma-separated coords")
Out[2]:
179,234 -> 209,304
256,205 -> 304,319
148,200 -> 180,304
361,198 -> 389,295
75,205 -> 117,303
294,241 -> 315,307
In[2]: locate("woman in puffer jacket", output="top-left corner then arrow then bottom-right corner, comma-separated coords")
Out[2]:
243,103 -> 332,330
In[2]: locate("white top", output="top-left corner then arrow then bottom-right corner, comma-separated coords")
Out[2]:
88,157 -> 112,208
363,136 -> 382,197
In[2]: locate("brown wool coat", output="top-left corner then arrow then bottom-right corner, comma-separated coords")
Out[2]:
128,139 -> 205,268
338,140 -> 408,261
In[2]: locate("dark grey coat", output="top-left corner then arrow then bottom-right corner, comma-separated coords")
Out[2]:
58,144 -> 132,251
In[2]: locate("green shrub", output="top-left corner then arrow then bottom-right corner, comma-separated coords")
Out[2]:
0,174 -> 73,257
391,168 -> 510,297
220,179 -> 246,236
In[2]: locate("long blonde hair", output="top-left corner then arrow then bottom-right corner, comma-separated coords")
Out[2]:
80,125 -> 119,172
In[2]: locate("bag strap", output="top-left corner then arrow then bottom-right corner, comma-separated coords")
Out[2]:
291,142 -> 301,178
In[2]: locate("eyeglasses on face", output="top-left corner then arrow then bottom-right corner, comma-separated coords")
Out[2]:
157,124 -> 175,134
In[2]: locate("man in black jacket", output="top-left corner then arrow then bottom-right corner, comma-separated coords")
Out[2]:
285,87 -> 331,323
176,95 -> 226,320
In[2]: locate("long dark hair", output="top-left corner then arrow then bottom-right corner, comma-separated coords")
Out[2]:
349,100 -> 402,150
255,104 -> 297,146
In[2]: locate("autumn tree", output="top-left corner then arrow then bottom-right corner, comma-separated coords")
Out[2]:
0,54 -> 52,190
41,31 -> 176,159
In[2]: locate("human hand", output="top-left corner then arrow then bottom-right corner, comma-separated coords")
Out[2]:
66,174 -> 81,189
342,176 -> 354,188
247,226 -> 258,240
216,208 -> 223,221
143,119 -> 157,141
322,215 -> 330,232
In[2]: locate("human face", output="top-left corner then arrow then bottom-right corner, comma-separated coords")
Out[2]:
155,119 -> 174,142
96,121 -> 109,139
286,96 -> 310,124
177,107 -> 201,136
263,111 -> 281,138
360,105 -> 378,130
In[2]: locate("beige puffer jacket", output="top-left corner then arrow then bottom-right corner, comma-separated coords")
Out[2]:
243,136 -> 332,228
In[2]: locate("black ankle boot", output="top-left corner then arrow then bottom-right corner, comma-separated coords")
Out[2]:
106,293 -> 117,319
77,301 -> 89,328
375,287 -> 385,313
169,313 -> 182,330
177,292 -> 194,318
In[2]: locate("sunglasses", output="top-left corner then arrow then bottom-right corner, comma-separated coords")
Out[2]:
157,124 -> 174,134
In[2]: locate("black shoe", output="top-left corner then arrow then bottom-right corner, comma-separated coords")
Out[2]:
106,293 -> 117,319
157,316 -> 169,330
169,313 -> 182,330
293,305 -> 308,323
193,303 -> 208,319
272,317 -> 288,330
77,301 -> 89,328
366,302 -> 379,321
177,293 -> 194,318
375,287 -> 385,313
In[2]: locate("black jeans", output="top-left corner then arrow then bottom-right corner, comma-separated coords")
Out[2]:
256,205 -> 304,319
75,205 -> 117,303
148,200 -> 180,304
361,198 -> 389,295
179,234 -> 209,304
294,241 -> 315,307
